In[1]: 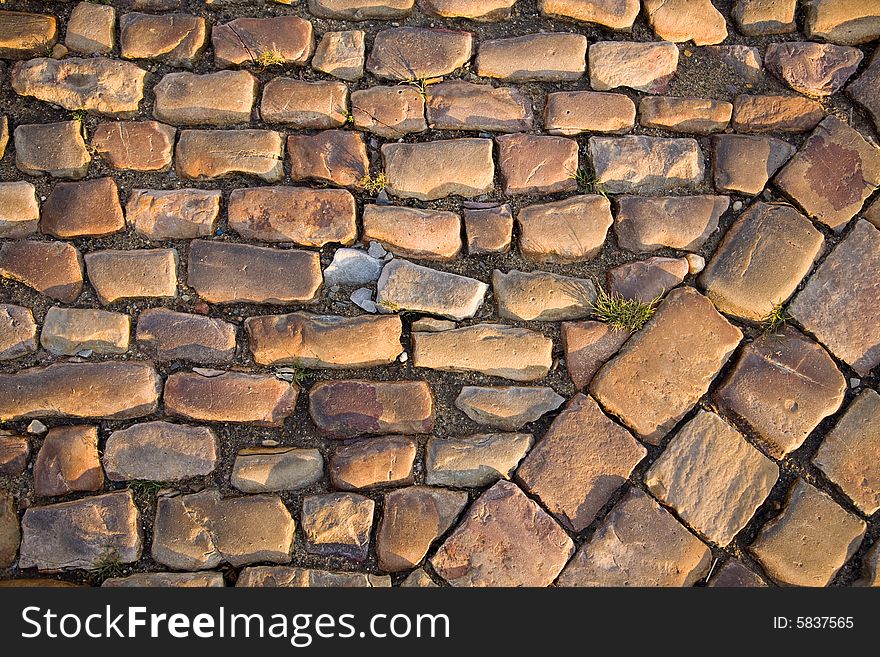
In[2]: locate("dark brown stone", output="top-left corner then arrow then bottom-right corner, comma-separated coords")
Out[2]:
0,240 -> 83,302
40,177 -> 124,238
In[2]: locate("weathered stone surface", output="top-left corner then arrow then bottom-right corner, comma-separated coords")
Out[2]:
562,321 -> 630,390
708,559 -> 767,587
351,85 -> 426,138
734,0 -> 797,35
33,425 -> 103,497
517,195 -> 613,263
188,240 -> 322,305
766,42 -> 862,96
154,71 -> 256,126
376,259 -> 487,320
104,572 -> 225,588
313,30 -> 364,81
126,189 -> 220,240
231,447 -> 323,493
558,488 -> 712,587
464,204 -> 513,254
377,486 -> 468,572
323,248 -> 385,287
302,493 -> 374,561
643,0 -> 727,45
0,361 -> 161,422
40,306 -> 130,356
0,240 -> 83,303
330,436 -> 416,490
228,186 -> 356,246
236,566 -> 390,587
14,121 -> 90,179
540,0 -> 639,29
646,411 -> 778,545
65,2 -> 115,55
790,221 -> 880,376
713,135 -> 796,195
0,435 -> 30,476
93,121 -> 175,172
614,195 -> 728,253
607,256 -> 688,303
0,304 -> 37,361
137,308 -> 236,363
715,328 -> 846,457
0,182 -> 39,238
804,0 -> 880,45
309,380 -> 434,438
104,421 -> 218,482
41,177 -> 124,239
165,371 -> 299,427
11,57 -> 147,116
590,136 -> 705,194
19,492 -> 140,570
0,492 -> 19,568
413,324 -> 553,382
85,249 -> 177,304
477,33 -> 587,82
426,433 -> 533,487
383,138 -> 494,201
589,41 -> 679,94
750,479 -> 866,586
363,205 -> 461,260
367,27 -> 471,80
120,12 -> 206,66
493,269 -> 596,321
0,11 -> 57,59
699,202 -> 823,322
421,0 -> 516,20
848,47 -> 880,134
496,133 -> 577,196
639,97 -> 732,134
592,287 -> 742,444
518,394 -> 645,532
545,91 -> 635,135
455,386 -> 563,431
288,131 -> 368,189
175,129 -> 284,182
814,390 -> 880,515
261,78 -> 348,129
212,16 -> 314,68
732,95 -> 825,133
246,312 -> 402,368
775,116 -> 880,232
309,0 -> 415,21
426,81 -> 532,133
152,490 -> 294,570
432,480 -> 573,587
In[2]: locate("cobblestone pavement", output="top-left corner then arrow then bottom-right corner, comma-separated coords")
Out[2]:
1,0 -> 879,588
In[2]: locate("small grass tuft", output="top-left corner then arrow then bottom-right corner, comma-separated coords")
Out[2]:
359,172 -> 387,195
569,168 -> 608,198
276,362 -> 308,386
592,287 -> 661,332
91,548 -> 124,580
343,111 -> 355,126
761,302 -> 791,333
377,299 -> 401,313
70,109 -> 87,123
127,480 -> 164,496
253,50 -> 285,69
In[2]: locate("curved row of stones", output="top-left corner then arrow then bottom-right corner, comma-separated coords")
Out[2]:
1,0 -> 879,588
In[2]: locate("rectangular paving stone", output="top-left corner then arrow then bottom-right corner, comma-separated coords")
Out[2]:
308,0 -> 415,19
476,33 -> 587,82
66,1 -> 116,55
589,41 -> 679,93
232,447 -> 323,493
749,479 -> 866,586
804,0 -> 880,45
497,133 -> 578,195
774,116 -> 880,232
517,195 -> 613,263
589,136 -> 705,194
0,361 -> 161,421
136,308 -> 236,363
413,323 -> 553,382
464,204 -> 513,254
557,488 -> 712,587
40,306 -> 130,356
0,11 -> 57,59
126,188 -> 220,240
0,304 -> 36,361
734,0 -> 797,35
454,386 -> 563,430
591,286 -> 742,444
41,177 -> 124,239
367,27 -> 472,80
422,0 -> 517,20
646,411 -> 778,546
0,240 -> 83,303
236,566 -> 389,588
120,12 -> 207,66
698,202 -> 824,322
544,91 -> 636,135
614,195 -> 729,253
34,425 -> 103,497
362,205 -> 462,260
813,389 -> 880,515
426,80 -> 532,133
639,96 -> 732,134
245,312 -> 402,368
18,491 -> 141,570
104,421 -> 219,482
376,259 -> 487,320
789,220 -> 880,376
517,394 -> 646,532
165,371 -> 299,427
562,320 -> 630,390
541,0 -> 640,30
712,134 -> 796,195
707,559 -> 767,587
228,186 -> 357,246
14,121 -> 90,179
426,432 -> 533,487
260,78 -> 348,128
714,328 -> 846,458
0,181 -> 39,238
288,130 -> 368,188
212,16 -> 314,68
493,269 -> 596,321
382,138 -> 494,201
351,85 -> 426,138
92,121 -> 175,172
302,492 -> 374,561
153,71 -> 256,126
175,129 -> 284,182
187,240 -> 322,305
312,30 -> 365,81
330,436 -> 416,490
732,94 -> 825,133
85,249 -> 178,304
